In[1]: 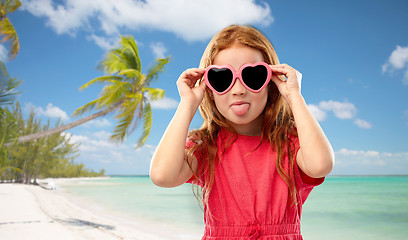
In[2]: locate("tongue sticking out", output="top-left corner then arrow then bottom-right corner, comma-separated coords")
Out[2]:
230,103 -> 250,116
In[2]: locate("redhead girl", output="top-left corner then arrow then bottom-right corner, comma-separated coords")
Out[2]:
150,25 -> 334,240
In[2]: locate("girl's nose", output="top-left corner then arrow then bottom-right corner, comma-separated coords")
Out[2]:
230,78 -> 246,95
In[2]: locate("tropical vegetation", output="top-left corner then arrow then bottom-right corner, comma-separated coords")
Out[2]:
1,103 -> 105,183
8,35 -> 170,148
0,0 -> 21,60
0,2 -> 170,181
0,65 -> 105,183
0,61 -> 20,167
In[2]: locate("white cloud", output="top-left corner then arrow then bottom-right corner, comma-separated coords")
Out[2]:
319,100 -> 357,119
307,100 -> 373,129
86,34 -> 119,50
353,118 -> 373,129
0,44 -> 8,62
382,45 -> 408,85
150,96 -> 178,110
150,42 -> 167,59
81,118 -> 112,128
307,104 -> 327,121
381,63 -> 388,73
386,45 -> 408,69
21,0 -> 94,36
332,148 -> 408,175
336,148 -> 381,158
26,102 -> 70,121
68,131 -> 156,174
70,132 -> 115,152
21,0 -> 273,42
92,130 -> 111,139
403,109 -> 408,125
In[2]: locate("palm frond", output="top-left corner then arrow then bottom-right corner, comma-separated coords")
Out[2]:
0,107 -> 18,146
75,79 -> 131,116
118,69 -> 142,80
120,51 -> 140,74
79,75 -> 123,91
0,17 -> 19,60
0,0 -> 22,14
72,98 -> 100,116
0,61 -> 21,106
98,35 -> 141,74
0,76 -> 20,105
110,98 -> 141,142
145,57 -> 171,84
129,98 -> 144,137
98,82 -> 129,107
0,60 -> 7,78
71,33 -> 167,147
144,87 -> 165,101
125,92 -> 143,100
75,80 -> 130,117
98,49 -> 128,74
136,102 -> 152,148
119,35 -> 141,71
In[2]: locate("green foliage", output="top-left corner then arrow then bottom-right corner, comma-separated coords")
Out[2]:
0,61 -> 21,109
0,102 -> 105,183
0,60 -> 20,168
0,0 -> 21,60
74,35 -> 171,148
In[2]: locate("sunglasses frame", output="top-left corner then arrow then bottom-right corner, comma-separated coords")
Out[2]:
204,62 -> 272,95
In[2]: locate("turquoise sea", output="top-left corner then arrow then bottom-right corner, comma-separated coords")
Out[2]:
61,176 -> 408,240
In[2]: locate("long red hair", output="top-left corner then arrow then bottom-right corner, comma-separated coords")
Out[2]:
186,25 -> 298,208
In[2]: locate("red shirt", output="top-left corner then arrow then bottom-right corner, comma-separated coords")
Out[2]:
187,129 -> 324,240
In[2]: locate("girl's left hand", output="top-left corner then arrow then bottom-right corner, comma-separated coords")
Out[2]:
269,64 -> 302,103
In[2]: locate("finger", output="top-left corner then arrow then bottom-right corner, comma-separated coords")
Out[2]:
198,78 -> 207,90
296,70 -> 302,86
270,63 -> 292,69
182,68 -> 204,76
270,64 -> 300,82
270,74 -> 285,86
270,64 -> 294,75
180,68 -> 205,87
182,69 -> 203,80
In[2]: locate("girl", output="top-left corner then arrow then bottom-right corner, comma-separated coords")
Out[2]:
150,25 -> 334,240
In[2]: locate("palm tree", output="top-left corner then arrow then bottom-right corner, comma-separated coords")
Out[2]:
0,61 -> 20,109
74,35 -> 170,146
1,61 -> 20,147
6,35 -> 170,147
0,0 -> 21,60
0,61 -> 21,178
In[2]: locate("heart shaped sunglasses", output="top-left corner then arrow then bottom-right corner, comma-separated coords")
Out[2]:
204,62 -> 272,95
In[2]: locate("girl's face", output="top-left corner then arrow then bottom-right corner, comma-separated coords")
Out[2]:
211,43 -> 268,136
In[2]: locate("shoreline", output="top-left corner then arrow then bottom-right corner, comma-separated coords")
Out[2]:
0,179 -> 188,240
2,176 -> 406,240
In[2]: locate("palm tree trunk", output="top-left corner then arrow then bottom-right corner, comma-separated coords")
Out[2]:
4,102 -> 122,147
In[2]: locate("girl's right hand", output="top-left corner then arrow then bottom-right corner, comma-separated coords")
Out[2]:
176,68 -> 207,108
151,68 -> 205,187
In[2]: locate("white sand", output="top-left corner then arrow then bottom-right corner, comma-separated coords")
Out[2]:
0,181 -> 173,240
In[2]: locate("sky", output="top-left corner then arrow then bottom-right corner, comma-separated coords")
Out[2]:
3,0 -> 408,175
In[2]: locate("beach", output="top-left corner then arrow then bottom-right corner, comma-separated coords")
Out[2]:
0,179 -> 178,240
1,176 -> 407,240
